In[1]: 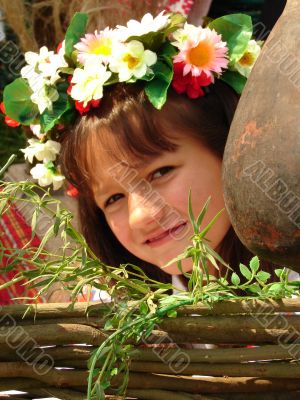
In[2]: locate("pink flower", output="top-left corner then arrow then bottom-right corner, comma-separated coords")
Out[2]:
74,28 -> 115,65
173,25 -> 228,81
172,61 -> 212,99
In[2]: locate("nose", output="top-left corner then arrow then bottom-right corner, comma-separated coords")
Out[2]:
128,191 -> 164,229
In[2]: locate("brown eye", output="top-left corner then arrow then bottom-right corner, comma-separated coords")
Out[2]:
104,193 -> 124,208
151,166 -> 174,180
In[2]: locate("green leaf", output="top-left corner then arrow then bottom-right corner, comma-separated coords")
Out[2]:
249,256 -> 260,273
208,14 -> 253,65
221,70 -> 247,94
3,78 -> 38,125
231,272 -> 240,286
239,263 -> 252,280
268,283 -> 283,296
247,283 -> 261,294
164,13 -> 186,36
196,197 -> 211,231
40,83 -> 73,132
257,271 -> 271,283
127,31 -> 165,52
65,12 -> 88,59
167,309 -> 177,318
188,190 -> 197,232
275,269 -> 284,278
145,60 -> 173,109
139,302 -> 148,315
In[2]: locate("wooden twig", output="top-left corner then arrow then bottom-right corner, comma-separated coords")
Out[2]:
124,372 -> 300,393
0,362 -> 87,387
128,361 -> 300,378
0,302 -> 110,319
176,298 -> 300,316
126,389 -> 300,400
0,323 -> 107,346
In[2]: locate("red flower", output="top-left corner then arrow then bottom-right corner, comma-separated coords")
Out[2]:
66,183 -> 79,198
56,42 -> 63,53
75,99 -> 101,115
172,61 -> 212,99
5,116 -> 20,127
0,101 -> 20,127
0,102 -> 5,114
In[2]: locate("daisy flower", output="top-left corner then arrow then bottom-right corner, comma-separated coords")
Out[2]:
109,40 -> 157,82
172,24 -> 228,80
30,163 -> 65,190
74,28 -> 117,65
115,11 -> 170,40
21,138 -> 61,164
70,61 -> 111,106
233,40 -> 261,78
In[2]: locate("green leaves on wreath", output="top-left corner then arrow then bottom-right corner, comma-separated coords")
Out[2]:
3,78 -> 38,125
65,12 -> 88,60
208,14 -> 253,66
40,82 -> 73,133
144,43 -> 177,109
221,70 -> 247,94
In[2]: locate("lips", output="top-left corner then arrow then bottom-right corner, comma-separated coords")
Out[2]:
144,222 -> 187,244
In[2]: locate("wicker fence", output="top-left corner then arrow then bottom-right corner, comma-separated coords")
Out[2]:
1,298 -> 300,399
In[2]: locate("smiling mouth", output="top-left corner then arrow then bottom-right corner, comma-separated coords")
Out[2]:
145,222 -> 187,245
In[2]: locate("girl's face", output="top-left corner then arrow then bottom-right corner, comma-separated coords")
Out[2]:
91,132 -> 231,275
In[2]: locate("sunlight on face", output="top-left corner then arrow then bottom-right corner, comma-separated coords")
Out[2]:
91,132 -> 231,275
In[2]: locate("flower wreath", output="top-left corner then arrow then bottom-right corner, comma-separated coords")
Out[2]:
1,11 -> 261,191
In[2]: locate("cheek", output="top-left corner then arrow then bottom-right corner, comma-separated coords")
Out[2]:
106,214 -> 130,248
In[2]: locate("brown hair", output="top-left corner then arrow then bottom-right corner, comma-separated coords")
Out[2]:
60,80 -> 274,283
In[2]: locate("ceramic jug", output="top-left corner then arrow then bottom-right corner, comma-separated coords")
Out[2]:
222,0 -> 300,270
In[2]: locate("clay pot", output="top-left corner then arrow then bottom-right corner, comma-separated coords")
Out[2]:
222,0 -> 300,270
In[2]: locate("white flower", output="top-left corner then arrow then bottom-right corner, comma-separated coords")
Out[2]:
71,61 -> 111,106
109,40 -> 157,81
21,138 -> 61,164
172,23 -> 200,49
30,85 -> 59,114
233,40 -> 262,78
30,124 -> 46,140
115,11 -> 170,40
39,41 -> 68,85
30,163 -> 65,190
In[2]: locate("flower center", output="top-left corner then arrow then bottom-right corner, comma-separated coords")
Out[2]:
123,54 -> 140,69
90,38 -> 112,56
188,40 -> 214,67
239,52 -> 255,66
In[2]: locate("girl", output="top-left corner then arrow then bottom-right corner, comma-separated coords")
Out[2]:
2,11 -> 267,284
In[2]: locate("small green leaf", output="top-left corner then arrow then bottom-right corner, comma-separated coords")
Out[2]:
275,269 -> 284,278
139,302 -> 148,315
249,256 -> 260,273
239,263 -> 252,280
247,283 -> 261,294
65,13 -> 88,59
167,309 -> 177,318
257,271 -> 271,283
208,14 -> 253,65
145,60 -> 173,109
3,78 -> 38,125
164,13 -> 186,37
231,272 -> 240,286
196,197 -> 211,230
